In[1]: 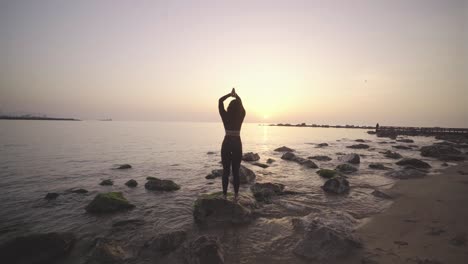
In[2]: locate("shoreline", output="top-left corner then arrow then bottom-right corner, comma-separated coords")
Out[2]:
343,161 -> 468,263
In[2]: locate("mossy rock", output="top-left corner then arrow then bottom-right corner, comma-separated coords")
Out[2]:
145,178 -> 180,191
316,169 -> 339,179
85,192 -> 135,214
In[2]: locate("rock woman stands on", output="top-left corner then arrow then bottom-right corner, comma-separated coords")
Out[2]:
218,88 -> 246,201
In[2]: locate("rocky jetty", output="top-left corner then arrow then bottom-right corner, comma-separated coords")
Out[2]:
281,152 -> 318,168
184,235 -> 224,264
0,232 -> 76,264
125,179 -> 138,187
338,153 -> 360,164
242,152 -> 260,161
145,177 -> 180,191
316,169 -> 339,178
308,155 -> 332,161
322,177 -> 350,194
347,144 -> 370,149
274,146 -> 295,152
396,158 -> 431,169
85,192 -> 135,213
250,182 -> 285,203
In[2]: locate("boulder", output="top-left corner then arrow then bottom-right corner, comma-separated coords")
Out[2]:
386,168 -> 427,179
308,155 -> 332,161
0,232 -> 76,264
193,192 -> 255,225
281,151 -> 296,161
45,192 -> 59,200
281,152 -> 318,168
85,192 -> 135,214
230,165 -> 256,184
100,179 -> 113,186
392,145 -> 412,150
368,163 -> 389,170
87,238 -> 129,264
338,153 -> 360,164
336,164 -> 358,173
396,158 -> 431,169
396,138 -> 414,143
145,178 -> 180,191
316,169 -> 339,179
184,235 -> 224,264
322,177 -> 350,194
250,182 -> 285,202
116,164 -> 132,169
301,159 -> 319,168
274,146 -> 295,152
145,230 -> 187,254
242,152 -> 260,162
421,144 -> 463,161
266,158 -> 275,164
316,143 -> 329,147
125,179 -> 138,187
292,211 -> 360,260
382,150 -> 402,159
205,169 -> 223,179
252,162 -> 269,168
347,144 -> 370,149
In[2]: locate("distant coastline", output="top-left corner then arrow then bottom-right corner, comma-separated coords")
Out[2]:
0,115 -> 80,121
267,123 -> 374,129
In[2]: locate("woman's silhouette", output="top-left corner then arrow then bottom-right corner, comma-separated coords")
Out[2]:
219,88 -> 246,201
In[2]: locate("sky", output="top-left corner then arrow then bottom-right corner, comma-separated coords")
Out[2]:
0,0 -> 467,127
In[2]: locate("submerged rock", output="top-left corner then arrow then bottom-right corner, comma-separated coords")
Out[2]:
371,189 -> 392,199
421,144 -> 463,161
382,150 -> 402,159
392,145 -> 412,150
87,238 -> 129,264
145,178 -> 180,191
322,177 -> 350,194
396,158 -> 431,169
338,153 -> 360,164
266,158 -> 275,164
85,192 -> 135,214
368,163 -> 390,170
386,168 -> 427,179
316,143 -> 329,147
116,164 -> 132,169
336,164 -> 358,173
274,146 -> 295,152
125,179 -> 138,187
250,182 -> 285,203
45,192 -> 59,200
396,138 -> 414,143
252,162 -> 269,168
69,188 -> 88,194
242,152 -> 260,162
308,155 -> 332,161
99,179 -> 113,186
184,235 -> 224,264
347,144 -> 370,149
355,139 -> 366,142
112,218 -> 145,227
193,192 -> 255,225
145,230 -> 187,254
0,232 -> 76,264
316,169 -> 339,179
281,152 -> 318,168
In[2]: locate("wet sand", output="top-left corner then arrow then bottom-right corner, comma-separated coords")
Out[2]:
345,162 -> 468,264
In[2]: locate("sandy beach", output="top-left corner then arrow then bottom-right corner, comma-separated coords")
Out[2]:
342,162 -> 468,264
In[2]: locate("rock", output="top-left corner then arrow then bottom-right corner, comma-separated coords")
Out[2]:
316,143 -> 329,147
371,190 -> 392,199
206,151 -> 216,155
382,150 -> 402,159
242,152 -> 260,162
347,144 -> 370,149
316,169 -> 339,178
112,218 -> 145,227
266,158 -> 275,164
85,192 -> 135,214
355,139 -> 366,142
450,233 -> 466,246
293,211 -> 360,260
125,179 -> 137,187
441,162 -> 449,167
274,146 -> 295,152
396,158 -> 431,169
439,155 -> 466,161
116,164 -> 132,169
281,151 -> 296,160
376,130 -> 398,139
45,192 -> 59,200
281,152 -> 318,168
368,163 -> 389,170
87,238 -> 129,264
392,145 -> 412,150
184,235 -> 224,264
252,162 -> 269,168
193,192 -> 255,225
205,169 -> 223,179
322,177 -> 350,194
0,232 -> 76,264
367,131 -> 376,134
230,165 -> 256,184
250,182 -> 285,202
338,153 -> 360,164
386,168 -> 427,179
69,188 -> 88,194
100,179 -> 113,186
145,230 -> 187,254
396,138 -> 414,143
145,178 -> 180,191
308,155 -> 332,161
301,159 -> 319,168
421,144 -> 463,161
336,164 -> 358,173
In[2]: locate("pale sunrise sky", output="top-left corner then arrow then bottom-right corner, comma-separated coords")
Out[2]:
0,0 -> 467,126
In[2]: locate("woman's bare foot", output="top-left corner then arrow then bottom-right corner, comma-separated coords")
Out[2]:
223,194 -> 227,200
234,193 -> 239,203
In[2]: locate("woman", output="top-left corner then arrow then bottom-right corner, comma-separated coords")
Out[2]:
219,88 -> 246,201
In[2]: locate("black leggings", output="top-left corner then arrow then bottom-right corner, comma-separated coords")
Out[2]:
221,136 -> 242,195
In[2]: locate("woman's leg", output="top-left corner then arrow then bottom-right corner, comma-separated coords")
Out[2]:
231,138 -> 242,195
221,137 -> 232,196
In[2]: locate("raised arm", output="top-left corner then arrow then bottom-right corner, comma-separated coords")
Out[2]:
218,93 -> 231,116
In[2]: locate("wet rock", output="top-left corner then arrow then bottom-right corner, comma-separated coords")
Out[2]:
45,192 -> 59,200
193,192 -> 255,225
316,143 -> 329,147
421,144 -> 463,161
382,150 -> 402,159
441,162 -> 449,167
336,164 -> 358,173
0,232 -> 76,264
230,165 -> 256,184
266,158 -> 275,164
274,146 -> 295,152
371,190 -> 392,199
116,164 -> 132,169
316,169 -> 339,178
206,151 -> 216,155
70,188 -> 88,194
376,130 -> 398,139
112,218 -> 145,227
367,131 -> 376,134
250,182 -> 285,203
87,238 -> 129,264
205,169 -> 223,179
252,162 -> 269,168
386,168 -> 427,179
308,155 -> 332,161
125,179 -> 138,187
293,211 -> 360,260
450,233 -> 466,246
242,152 -> 260,161
301,159 -> 319,168
396,158 -> 431,169
100,179 -> 113,186
281,151 -> 296,160
396,138 -> 414,143
145,230 -> 187,254
338,153 -> 360,164
322,177 -> 350,194
355,139 -> 366,142
392,145 -> 412,150
347,144 -> 370,149
368,163 -> 390,170
85,192 -> 135,214
145,178 -> 180,191
184,235 -> 224,264
281,152 -> 318,168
